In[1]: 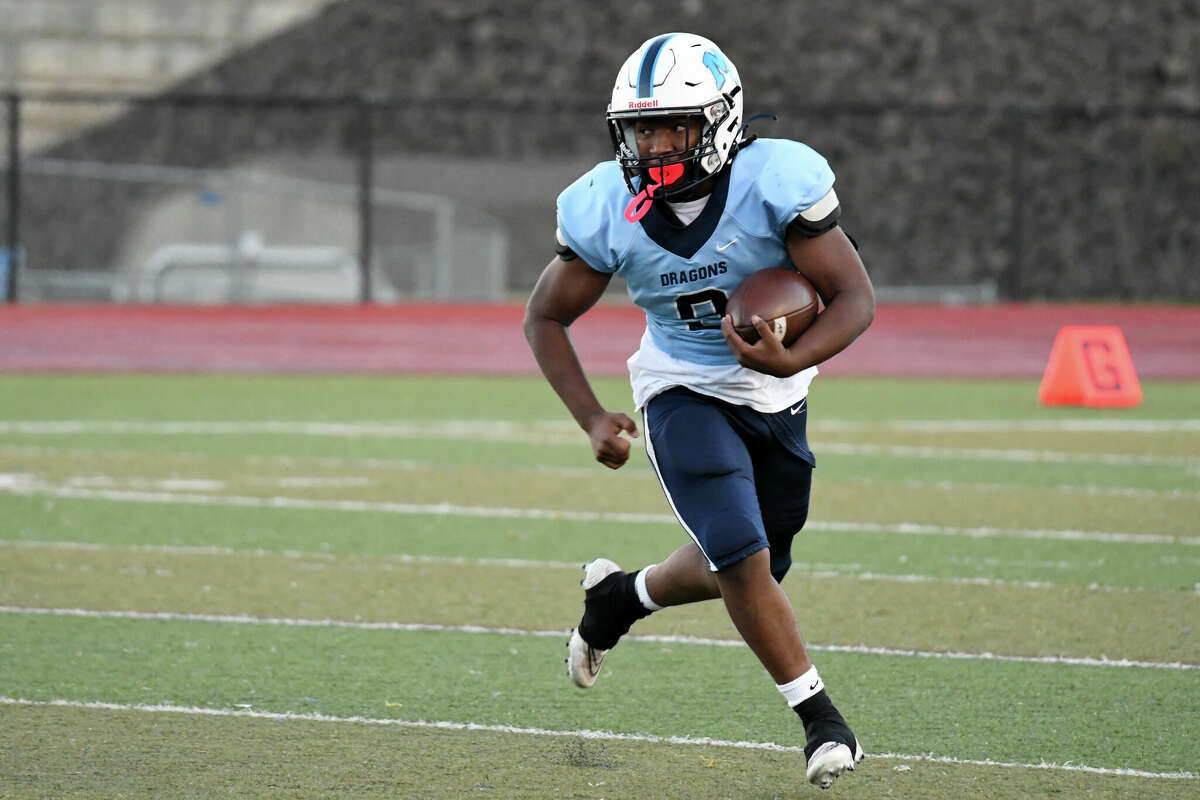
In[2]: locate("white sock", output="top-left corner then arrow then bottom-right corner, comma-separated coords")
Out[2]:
634,564 -> 664,611
776,665 -> 824,708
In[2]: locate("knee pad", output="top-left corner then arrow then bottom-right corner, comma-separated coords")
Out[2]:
770,553 -> 792,583
762,510 -> 805,583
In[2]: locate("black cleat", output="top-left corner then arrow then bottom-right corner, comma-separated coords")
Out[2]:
566,559 -> 624,688
804,715 -> 864,789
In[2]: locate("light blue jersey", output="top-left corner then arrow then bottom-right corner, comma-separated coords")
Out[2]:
556,138 -> 836,412
557,138 -> 834,365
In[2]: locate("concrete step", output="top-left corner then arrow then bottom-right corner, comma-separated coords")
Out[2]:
2,0 -> 337,149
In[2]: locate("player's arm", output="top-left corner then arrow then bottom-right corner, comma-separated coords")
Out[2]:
722,224 -> 875,377
524,254 -> 640,469
783,224 -> 875,370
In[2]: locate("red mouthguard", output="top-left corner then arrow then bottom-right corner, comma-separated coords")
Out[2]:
624,163 -> 687,222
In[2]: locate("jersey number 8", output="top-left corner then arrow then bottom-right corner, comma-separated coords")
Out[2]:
675,288 -> 728,330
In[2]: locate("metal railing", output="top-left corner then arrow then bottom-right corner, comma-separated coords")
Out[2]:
10,155 -> 503,303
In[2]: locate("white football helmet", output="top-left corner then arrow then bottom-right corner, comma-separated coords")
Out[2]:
607,33 -> 744,200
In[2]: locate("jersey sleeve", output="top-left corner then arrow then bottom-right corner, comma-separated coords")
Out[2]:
554,163 -> 625,274
552,227 -> 578,261
751,139 -> 838,237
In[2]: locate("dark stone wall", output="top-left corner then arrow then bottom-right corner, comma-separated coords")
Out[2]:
10,0 -> 1200,299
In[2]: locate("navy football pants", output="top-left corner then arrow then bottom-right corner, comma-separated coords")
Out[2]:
642,387 -> 815,581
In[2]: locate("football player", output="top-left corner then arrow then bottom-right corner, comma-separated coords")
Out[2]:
524,32 -> 875,790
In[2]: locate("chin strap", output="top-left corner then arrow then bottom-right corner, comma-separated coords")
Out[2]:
624,163 -> 686,223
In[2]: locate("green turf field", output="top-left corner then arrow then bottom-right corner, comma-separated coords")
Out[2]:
1,374 -> 1197,799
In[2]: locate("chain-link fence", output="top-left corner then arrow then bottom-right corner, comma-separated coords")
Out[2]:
4,93 -> 508,304
3,91 -> 1199,303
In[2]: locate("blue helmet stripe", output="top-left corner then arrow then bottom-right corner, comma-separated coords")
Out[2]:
637,34 -> 674,98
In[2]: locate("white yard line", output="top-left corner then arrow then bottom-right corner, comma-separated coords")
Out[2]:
847,476 -> 1199,500
0,419 -> 581,441
0,538 -> 574,569
808,519 -> 1200,546
0,444 -> 614,480
0,697 -> 1195,780
2,538 -> 1187,595
4,443 -> 1198,499
837,419 -> 1200,434
815,441 -> 1197,467
2,606 -> 1195,671
4,418 -> 1199,434
2,481 -> 1196,545
1,419 -> 1196,468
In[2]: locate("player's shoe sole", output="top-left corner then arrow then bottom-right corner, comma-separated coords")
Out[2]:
565,558 -> 622,688
805,737 -> 864,790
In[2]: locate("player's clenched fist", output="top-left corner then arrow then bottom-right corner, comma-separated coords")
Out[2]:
585,411 -> 640,469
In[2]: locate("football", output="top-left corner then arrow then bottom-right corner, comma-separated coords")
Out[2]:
726,267 -> 819,346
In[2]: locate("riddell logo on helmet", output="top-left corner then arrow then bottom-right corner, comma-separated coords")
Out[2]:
627,99 -> 660,109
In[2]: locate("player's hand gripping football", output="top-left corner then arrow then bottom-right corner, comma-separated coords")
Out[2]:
584,411 -> 640,470
721,314 -> 795,377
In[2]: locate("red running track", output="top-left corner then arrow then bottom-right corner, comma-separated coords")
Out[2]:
0,303 -> 1197,379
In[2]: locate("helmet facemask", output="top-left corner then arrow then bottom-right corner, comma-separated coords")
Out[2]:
606,97 -> 733,202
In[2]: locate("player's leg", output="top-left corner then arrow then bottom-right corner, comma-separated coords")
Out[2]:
566,543 -> 717,688
750,401 -> 863,788
640,386 -> 772,611
641,387 -> 817,682
649,391 -> 860,786
642,540 -> 719,605
567,388 -> 737,687
713,548 -> 810,681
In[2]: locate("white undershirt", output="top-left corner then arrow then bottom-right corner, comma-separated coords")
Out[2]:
628,328 -> 818,413
667,196 -> 709,226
